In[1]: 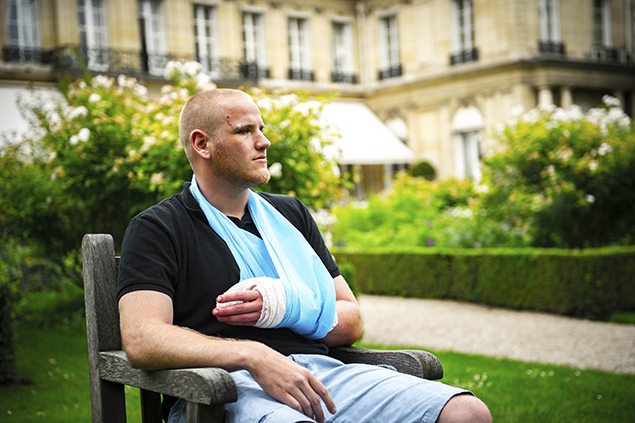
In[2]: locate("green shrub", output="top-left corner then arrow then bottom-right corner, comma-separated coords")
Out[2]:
409,160 -> 437,181
334,246 -> 635,320
332,174 -> 528,249
483,97 -> 635,248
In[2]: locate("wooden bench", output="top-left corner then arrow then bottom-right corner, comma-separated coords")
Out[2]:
82,233 -> 443,422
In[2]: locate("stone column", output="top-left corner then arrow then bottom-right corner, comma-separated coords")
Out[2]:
561,87 -> 573,108
537,86 -> 553,107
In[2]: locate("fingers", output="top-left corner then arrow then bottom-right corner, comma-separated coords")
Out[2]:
308,377 -> 337,415
213,290 -> 263,325
299,382 -> 327,422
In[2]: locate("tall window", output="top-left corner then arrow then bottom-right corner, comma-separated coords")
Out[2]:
194,4 -> 219,76
288,17 -> 312,80
454,131 -> 482,180
593,0 -> 612,47
6,0 -> 40,62
242,11 -> 268,78
452,106 -> 483,181
378,15 -> 400,79
538,0 -> 564,53
78,0 -> 109,71
138,0 -> 166,75
450,0 -> 477,64
332,21 -> 355,83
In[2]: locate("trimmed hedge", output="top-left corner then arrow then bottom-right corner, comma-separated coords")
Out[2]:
334,246 -> 635,320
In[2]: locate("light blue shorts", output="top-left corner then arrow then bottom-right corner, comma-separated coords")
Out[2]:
169,353 -> 469,423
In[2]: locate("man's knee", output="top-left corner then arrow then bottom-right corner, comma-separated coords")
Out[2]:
437,394 -> 492,423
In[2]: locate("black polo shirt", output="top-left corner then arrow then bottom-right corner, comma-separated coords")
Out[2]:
117,183 -> 339,356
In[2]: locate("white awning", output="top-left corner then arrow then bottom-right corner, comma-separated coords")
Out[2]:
321,101 -> 415,165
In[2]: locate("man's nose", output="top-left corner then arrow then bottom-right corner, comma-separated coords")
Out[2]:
256,131 -> 271,150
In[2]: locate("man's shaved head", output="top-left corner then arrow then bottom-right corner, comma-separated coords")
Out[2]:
178,89 -> 254,163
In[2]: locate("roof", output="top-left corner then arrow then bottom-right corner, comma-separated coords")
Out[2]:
321,101 -> 416,165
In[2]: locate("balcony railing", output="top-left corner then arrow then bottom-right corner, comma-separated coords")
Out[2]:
240,61 -> 270,79
288,68 -> 314,81
589,46 -> 632,64
449,48 -> 479,65
538,40 -> 566,55
2,45 -> 53,64
2,45 -> 265,83
331,71 -> 357,83
378,64 -> 402,80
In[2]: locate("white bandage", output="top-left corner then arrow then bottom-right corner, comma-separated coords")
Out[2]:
216,277 -> 287,329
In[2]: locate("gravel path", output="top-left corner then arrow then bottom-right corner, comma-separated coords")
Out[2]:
359,295 -> 635,375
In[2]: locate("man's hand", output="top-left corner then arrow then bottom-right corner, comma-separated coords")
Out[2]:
213,290 -> 263,326
248,344 -> 337,423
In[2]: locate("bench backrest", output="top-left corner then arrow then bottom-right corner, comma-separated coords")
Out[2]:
82,234 -> 126,421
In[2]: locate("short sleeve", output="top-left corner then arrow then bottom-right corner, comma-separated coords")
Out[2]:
117,214 -> 178,301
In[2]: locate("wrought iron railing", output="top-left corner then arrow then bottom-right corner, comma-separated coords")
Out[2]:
288,68 -> 314,81
2,45 -> 264,83
589,46 -> 632,64
331,71 -> 358,83
377,64 -> 402,80
449,48 -> 479,65
2,45 -> 53,64
538,40 -> 566,55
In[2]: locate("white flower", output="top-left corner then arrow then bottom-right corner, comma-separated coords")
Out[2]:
196,72 -> 215,90
557,148 -> 573,162
589,160 -> 598,171
268,162 -> 283,178
602,95 -> 621,108
585,194 -> 595,204
183,61 -> 202,77
141,136 -> 156,151
77,128 -> 90,142
163,61 -> 183,79
150,173 -> 164,185
92,75 -> 113,88
135,85 -> 148,97
88,93 -> 101,103
598,142 -> 612,156
68,106 -> 88,120
69,135 -> 79,145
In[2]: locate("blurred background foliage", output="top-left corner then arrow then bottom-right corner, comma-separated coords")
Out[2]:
333,97 -> 635,250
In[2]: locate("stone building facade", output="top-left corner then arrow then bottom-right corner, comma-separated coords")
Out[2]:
1,0 -> 634,194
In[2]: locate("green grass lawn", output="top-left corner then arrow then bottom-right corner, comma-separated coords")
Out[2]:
2,326 -> 634,422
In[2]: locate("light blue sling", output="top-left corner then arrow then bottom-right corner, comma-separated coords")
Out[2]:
190,175 -> 336,340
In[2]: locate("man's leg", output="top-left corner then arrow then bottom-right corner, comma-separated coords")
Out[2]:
437,394 -> 492,423
294,354 -> 479,423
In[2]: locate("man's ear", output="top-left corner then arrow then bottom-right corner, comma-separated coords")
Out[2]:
190,129 -> 212,160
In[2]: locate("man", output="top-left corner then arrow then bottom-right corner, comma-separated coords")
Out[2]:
117,89 -> 491,422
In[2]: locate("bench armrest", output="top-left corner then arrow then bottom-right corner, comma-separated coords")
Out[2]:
328,346 -> 443,380
98,351 -> 238,405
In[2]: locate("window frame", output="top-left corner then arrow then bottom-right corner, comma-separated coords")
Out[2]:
194,3 -> 219,76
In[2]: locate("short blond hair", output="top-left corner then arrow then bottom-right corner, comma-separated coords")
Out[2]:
178,89 -> 251,163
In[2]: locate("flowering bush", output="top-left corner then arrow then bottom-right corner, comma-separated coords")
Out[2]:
331,174 -> 525,249
1,62 -> 344,256
482,96 -> 635,248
